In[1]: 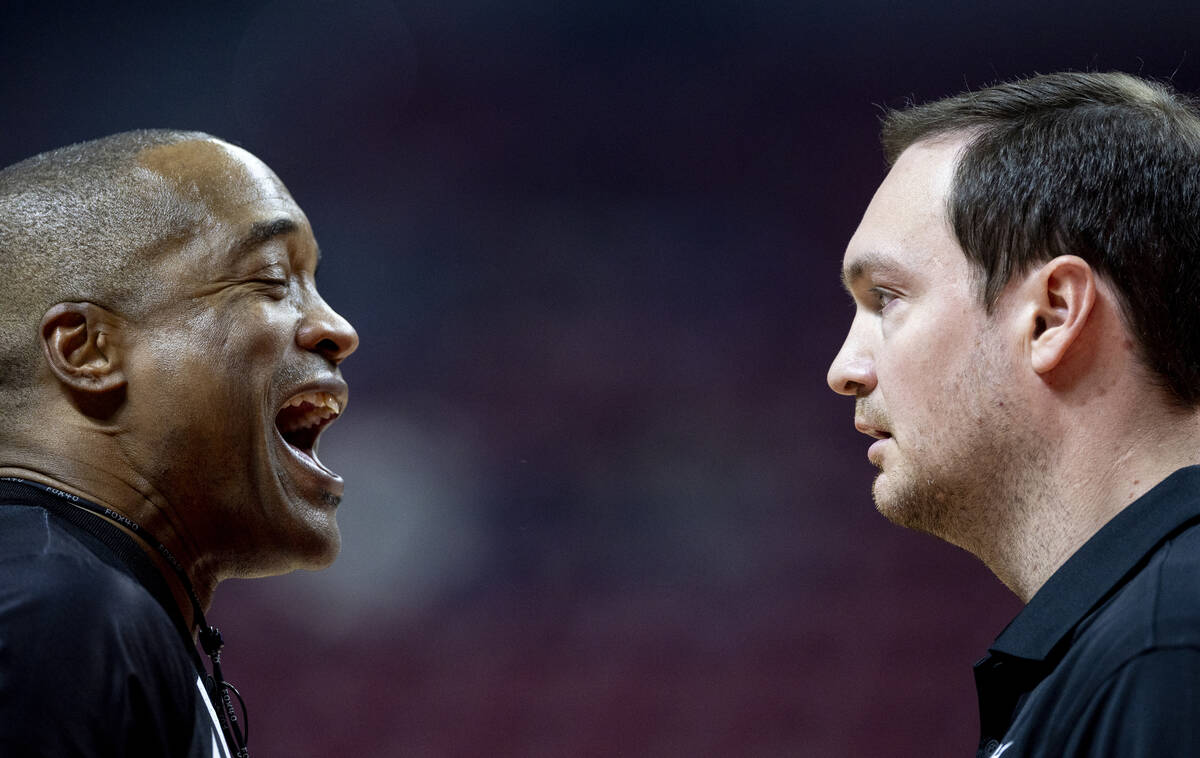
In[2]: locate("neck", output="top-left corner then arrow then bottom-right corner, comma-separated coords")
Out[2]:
0,463 -> 216,624
972,405 -> 1200,602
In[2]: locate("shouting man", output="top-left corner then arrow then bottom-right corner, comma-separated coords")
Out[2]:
0,131 -> 358,757
828,72 -> 1200,756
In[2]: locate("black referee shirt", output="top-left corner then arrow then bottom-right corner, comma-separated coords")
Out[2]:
0,478 -> 231,757
974,466 -> 1200,758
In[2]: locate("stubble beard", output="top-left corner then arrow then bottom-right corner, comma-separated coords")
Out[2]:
871,432 -> 1017,551
868,350 -> 1046,556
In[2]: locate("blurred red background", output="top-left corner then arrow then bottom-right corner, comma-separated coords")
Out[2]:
5,1 -> 1188,754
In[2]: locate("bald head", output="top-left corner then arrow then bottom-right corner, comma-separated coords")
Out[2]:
0,130 -> 216,399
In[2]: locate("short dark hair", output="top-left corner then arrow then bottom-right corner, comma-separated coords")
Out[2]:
0,129 -> 211,398
882,72 -> 1200,406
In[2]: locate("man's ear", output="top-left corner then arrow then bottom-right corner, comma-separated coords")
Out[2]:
1026,256 -> 1098,375
39,302 -> 127,395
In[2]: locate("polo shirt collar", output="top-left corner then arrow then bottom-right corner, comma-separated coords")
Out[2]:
989,465 -> 1200,662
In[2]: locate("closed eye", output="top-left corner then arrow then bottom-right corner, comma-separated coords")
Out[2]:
247,262 -> 290,294
251,278 -> 289,299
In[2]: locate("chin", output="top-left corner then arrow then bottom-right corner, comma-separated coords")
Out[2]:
285,508 -> 343,571
260,459 -> 345,564
293,539 -> 341,572
872,477 -> 908,527
240,493 -> 343,577
871,467 -> 950,538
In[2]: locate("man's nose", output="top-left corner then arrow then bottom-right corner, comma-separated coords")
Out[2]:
298,295 -> 359,365
827,336 -> 876,397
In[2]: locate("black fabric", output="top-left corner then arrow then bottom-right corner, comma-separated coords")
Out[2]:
973,466 -> 1200,757
0,480 -> 230,757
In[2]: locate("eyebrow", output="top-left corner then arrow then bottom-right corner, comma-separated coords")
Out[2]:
232,217 -> 298,257
229,217 -> 323,271
841,251 -> 905,294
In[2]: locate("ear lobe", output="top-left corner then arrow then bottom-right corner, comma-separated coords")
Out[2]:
1028,256 -> 1097,374
40,302 -> 127,395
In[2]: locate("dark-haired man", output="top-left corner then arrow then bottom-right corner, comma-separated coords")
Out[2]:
0,132 -> 358,756
827,72 -> 1200,757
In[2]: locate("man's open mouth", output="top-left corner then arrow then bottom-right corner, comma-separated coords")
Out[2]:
275,391 -> 343,460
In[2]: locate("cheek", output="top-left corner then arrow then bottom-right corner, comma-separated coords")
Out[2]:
193,302 -> 294,370
136,306 -> 291,422
878,328 -> 975,424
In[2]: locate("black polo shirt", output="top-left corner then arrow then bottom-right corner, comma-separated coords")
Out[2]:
974,466 -> 1200,758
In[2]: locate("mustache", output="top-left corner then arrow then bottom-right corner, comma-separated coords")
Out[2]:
855,398 -> 892,430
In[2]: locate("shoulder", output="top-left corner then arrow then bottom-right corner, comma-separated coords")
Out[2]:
1061,647 -> 1200,755
1145,519 -> 1200,643
1074,519 -> 1200,658
0,506 -> 201,755
1031,522 -> 1200,752
1,504 -> 175,643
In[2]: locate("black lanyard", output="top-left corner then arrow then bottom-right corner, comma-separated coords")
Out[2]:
0,477 -> 250,757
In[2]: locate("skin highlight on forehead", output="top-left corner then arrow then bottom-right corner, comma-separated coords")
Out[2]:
108,137 -> 316,319
137,138 -> 293,218
133,139 -> 319,290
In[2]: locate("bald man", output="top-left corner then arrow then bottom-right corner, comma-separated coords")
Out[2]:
828,73 -> 1200,757
0,131 -> 358,757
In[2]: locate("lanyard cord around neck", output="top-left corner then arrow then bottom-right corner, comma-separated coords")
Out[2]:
0,477 -> 250,757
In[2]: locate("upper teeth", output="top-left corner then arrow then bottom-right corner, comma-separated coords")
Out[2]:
278,391 -> 342,432
284,391 -> 341,415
